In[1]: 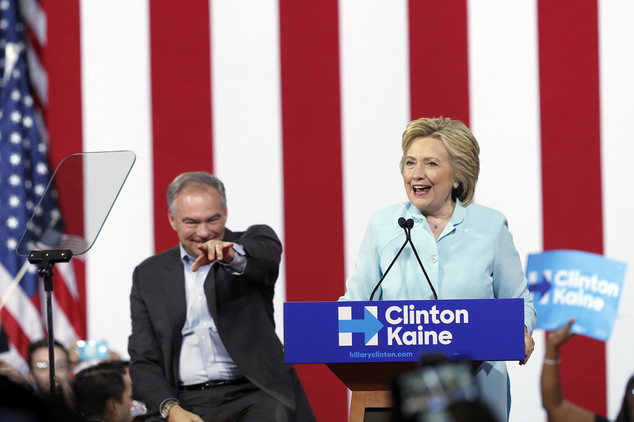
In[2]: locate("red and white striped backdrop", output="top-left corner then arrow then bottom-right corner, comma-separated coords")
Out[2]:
37,0 -> 634,420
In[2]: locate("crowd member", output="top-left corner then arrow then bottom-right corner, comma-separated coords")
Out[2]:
79,360 -> 149,420
0,325 -> 29,386
0,356 -> 29,387
541,318 -> 634,422
73,368 -> 134,422
27,338 -> 74,408
0,373 -> 82,422
128,172 -> 315,421
340,117 -> 536,422
0,337 -> 80,421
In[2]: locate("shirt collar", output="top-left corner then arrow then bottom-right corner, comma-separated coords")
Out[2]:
450,198 -> 465,227
179,243 -> 195,264
405,198 -> 466,227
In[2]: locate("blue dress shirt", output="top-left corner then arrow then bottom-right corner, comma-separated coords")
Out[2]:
178,243 -> 247,385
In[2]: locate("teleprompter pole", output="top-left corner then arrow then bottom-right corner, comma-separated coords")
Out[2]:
28,249 -> 73,397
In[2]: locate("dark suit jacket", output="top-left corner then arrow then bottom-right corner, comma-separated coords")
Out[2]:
128,225 -> 314,421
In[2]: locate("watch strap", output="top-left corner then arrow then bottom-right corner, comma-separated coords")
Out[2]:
161,400 -> 178,419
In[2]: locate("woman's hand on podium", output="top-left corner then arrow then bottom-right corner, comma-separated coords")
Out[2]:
520,326 -> 535,365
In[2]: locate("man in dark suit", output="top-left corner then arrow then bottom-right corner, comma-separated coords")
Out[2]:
128,172 -> 315,422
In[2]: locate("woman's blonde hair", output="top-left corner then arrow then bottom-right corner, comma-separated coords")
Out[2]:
400,117 -> 480,205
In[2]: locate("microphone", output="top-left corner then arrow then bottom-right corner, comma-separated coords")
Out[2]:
369,219 -> 411,300
398,217 -> 410,240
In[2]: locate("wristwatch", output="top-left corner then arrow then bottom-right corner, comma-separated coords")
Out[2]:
161,400 -> 178,419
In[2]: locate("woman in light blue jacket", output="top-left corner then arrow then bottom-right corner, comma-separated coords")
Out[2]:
340,117 -> 537,422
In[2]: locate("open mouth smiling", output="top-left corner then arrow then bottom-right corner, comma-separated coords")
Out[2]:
413,185 -> 430,195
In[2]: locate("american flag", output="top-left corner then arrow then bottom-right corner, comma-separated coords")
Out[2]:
14,1 -> 634,421
0,0 -> 84,374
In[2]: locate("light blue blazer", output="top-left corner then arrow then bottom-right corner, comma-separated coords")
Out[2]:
340,199 -> 537,422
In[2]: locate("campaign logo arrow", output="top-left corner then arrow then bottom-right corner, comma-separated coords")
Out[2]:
338,307 -> 385,345
528,275 -> 552,298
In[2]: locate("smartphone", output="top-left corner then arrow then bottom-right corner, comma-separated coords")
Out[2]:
392,358 -> 480,422
74,340 -> 109,361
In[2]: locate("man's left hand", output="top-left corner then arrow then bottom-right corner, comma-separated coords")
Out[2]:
192,240 -> 235,271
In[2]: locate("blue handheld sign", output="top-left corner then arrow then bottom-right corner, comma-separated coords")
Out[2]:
527,250 -> 627,341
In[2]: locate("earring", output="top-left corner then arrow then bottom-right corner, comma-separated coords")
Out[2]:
453,182 -> 459,189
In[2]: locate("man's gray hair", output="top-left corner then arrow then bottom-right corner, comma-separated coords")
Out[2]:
167,172 -> 227,216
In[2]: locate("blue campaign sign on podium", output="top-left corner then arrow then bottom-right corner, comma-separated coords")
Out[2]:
526,250 -> 627,341
284,298 -> 525,364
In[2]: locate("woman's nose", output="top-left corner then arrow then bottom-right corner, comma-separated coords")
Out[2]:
412,166 -> 425,180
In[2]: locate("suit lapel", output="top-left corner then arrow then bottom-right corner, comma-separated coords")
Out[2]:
160,248 -> 187,335
204,266 -> 219,322
204,228 -> 235,322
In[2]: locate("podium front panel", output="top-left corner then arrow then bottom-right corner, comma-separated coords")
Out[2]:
284,298 -> 524,363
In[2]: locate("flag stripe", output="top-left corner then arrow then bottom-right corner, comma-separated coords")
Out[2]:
279,0 -> 348,419
22,0 -> 47,46
467,1 -> 544,417
599,0 -> 634,416
48,262 -> 83,337
79,0 -> 153,349
209,0 -> 287,335
408,0 -> 470,123
339,0 -> 411,283
0,309 -> 34,358
0,266 -> 43,342
538,0 -> 606,415
279,1 -> 345,301
25,46 -> 48,107
149,0 -> 214,254
42,0 -> 87,342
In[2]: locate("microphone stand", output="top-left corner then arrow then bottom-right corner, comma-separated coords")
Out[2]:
369,232 -> 409,300
403,219 -> 438,300
369,218 -> 438,300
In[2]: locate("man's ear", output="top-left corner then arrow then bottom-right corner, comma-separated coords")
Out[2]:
168,209 -> 177,231
105,397 -> 119,415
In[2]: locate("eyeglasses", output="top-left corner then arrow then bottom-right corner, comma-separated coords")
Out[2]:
33,361 -> 69,371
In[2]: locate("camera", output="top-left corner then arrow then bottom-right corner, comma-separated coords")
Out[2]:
392,355 -> 494,422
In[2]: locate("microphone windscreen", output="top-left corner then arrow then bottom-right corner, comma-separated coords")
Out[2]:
406,218 -> 414,229
398,217 -> 406,228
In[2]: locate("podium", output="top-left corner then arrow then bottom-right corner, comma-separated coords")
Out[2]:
284,299 -> 524,421
326,361 -> 413,421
